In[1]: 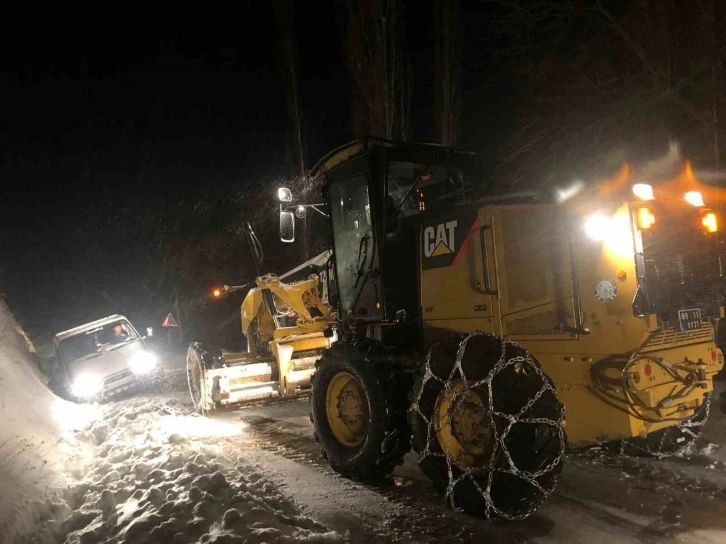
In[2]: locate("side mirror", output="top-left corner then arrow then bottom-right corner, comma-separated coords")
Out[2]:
280,211 -> 295,243
277,188 -> 293,203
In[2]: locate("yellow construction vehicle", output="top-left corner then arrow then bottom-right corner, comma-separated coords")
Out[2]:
189,138 -> 723,519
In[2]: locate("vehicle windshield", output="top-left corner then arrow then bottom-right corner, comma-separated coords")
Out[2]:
329,175 -> 373,313
388,160 -> 466,213
59,320 -> 138,363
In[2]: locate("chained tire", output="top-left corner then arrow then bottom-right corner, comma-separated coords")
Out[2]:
615,395 -> 711,458
310,340 -> 412,481
187,342 -> 221,415
411,332 -> 566,519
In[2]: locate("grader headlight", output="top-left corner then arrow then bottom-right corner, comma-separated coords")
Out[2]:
585,214 -> 611,241
701,212 -> 718,233
632,183 -> 655,201
685,191 -> 705,207
585,210 -> 635,258
636,207 -> 656,230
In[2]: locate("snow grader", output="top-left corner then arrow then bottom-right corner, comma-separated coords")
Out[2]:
188,138 -> 723,519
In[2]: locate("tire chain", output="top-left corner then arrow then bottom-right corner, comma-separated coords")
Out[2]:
410,332 -> 567,520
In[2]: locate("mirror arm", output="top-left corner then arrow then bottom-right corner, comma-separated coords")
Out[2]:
281,203 -> 328,217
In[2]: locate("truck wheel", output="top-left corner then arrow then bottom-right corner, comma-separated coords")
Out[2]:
48,375 -> 73,402
616,395 -> 711,457
411,333 -> 566,519
310,340 -> 411,480
187,342 -> 218,414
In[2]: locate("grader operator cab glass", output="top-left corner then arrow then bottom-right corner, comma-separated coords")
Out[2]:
329,175 -> 379,318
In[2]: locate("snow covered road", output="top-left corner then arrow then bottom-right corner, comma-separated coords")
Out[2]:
5,316 -> 726,542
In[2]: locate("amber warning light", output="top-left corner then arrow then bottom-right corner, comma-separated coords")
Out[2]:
702,212 -> 718,233
636,207 -> 656,230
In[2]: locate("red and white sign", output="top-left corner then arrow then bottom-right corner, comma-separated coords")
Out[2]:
162,313 -> 178,327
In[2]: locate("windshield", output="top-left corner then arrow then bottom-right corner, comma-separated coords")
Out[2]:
59,320 -> 138,363
330,175 -> 373,313
388,160 -> 465,213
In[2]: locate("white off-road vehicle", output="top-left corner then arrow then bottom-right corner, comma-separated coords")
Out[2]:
51,315 -> 157,401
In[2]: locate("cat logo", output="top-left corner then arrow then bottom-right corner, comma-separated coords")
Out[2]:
423,221 -> 457,257
422,212 -> 478,271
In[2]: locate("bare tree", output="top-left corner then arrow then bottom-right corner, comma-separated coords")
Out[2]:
345,0 -> 412,140
275,0 -> 306,179
434,0 -> 461,146
275,0 -> 311,260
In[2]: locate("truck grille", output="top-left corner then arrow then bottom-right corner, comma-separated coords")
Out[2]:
104,369 -> 134,385
641,323 -> 714,352
641,211 -> 723,323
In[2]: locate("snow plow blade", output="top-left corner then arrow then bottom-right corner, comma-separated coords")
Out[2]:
186,342 -> 315,414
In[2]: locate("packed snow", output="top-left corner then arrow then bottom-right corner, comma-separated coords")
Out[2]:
0,300 -> 341,543
0,298 -> 99,541
5,296 -> 726,543
29,398 -> 341,544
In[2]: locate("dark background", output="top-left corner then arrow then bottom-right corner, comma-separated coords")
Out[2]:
2,1 -> 723,343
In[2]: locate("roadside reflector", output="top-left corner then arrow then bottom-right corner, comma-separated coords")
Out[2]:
644,363 -> 652,377
636,207 -> 655,230
701,212 -> 718,233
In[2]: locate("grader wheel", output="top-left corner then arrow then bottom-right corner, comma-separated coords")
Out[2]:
310,340 -> 411,480
411,332 -> 566,519
186,342 -> 222,415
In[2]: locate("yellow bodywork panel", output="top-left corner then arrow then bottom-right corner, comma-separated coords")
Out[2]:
240,271 -> 335,397
419,201 -> 723,447
241,287 -> 263,335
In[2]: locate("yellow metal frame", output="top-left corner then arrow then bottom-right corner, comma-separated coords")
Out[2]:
420,200 -> 724,447
240,272 -> 335,396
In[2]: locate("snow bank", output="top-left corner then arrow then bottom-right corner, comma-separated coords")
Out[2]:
0,298 -> 97,541
30,398 -> 341,543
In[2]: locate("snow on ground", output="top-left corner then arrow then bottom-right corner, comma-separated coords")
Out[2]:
6,291 -> 726,543
0,298 -> 342,543
29,398 -> 341,544
0,299 -> 98,542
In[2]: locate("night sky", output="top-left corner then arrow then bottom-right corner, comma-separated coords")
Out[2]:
1,1 -> 677,339
0,4 -> 498,339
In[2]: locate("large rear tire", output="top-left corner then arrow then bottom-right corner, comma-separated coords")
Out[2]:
310,340 -> 412,480
411,333 -> 566,519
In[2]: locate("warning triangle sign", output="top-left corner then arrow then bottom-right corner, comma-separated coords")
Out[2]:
162,313 -> 178,327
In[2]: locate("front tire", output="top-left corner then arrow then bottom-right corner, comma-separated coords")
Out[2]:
310,340 -> 411,480
187,342 -> 219,414
411,333 -> 566,519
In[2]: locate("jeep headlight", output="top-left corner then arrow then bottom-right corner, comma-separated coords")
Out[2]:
130,351 -> 157,374
72,373 -> 103,398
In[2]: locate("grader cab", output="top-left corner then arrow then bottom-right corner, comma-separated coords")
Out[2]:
190,138 -> 723,519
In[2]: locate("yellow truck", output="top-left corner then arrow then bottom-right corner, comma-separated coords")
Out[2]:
189,138 -> 722,519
